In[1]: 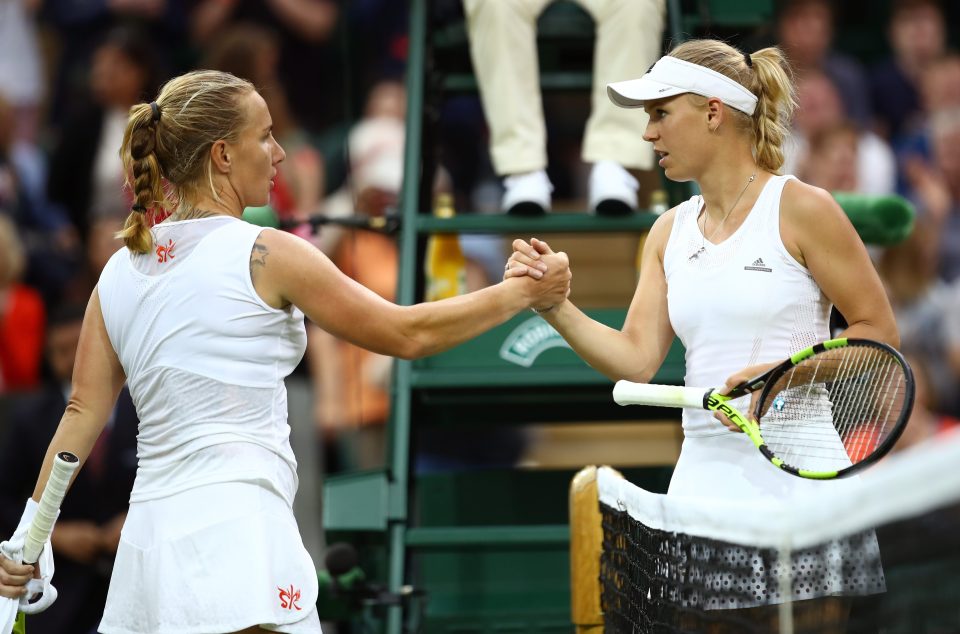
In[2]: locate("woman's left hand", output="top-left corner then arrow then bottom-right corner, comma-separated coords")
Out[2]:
0,554 -> 33,599
713,361 -> 780,432
503,237 -> 553,280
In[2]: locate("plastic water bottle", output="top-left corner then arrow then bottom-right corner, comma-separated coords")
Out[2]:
424,193 -> 467,301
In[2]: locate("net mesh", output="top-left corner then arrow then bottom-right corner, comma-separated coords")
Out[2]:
597,432 -> 960,633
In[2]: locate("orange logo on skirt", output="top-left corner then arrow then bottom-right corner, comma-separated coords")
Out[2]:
278,584 -> 302,610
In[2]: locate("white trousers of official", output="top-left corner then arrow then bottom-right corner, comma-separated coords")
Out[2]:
463,0 -> 665,175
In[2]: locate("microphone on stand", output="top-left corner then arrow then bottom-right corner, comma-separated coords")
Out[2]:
278,213 -> 402,235
316,542 -> 425,621
242,206 -> 401,235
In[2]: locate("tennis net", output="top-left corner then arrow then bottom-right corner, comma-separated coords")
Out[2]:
591,432 -> 960,633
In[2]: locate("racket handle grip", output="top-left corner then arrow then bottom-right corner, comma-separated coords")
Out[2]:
23,451 -> 80,565
613,381 -> 710,409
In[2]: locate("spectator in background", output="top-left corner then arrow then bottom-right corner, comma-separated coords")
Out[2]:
0,304 -> 139,634
0,215 -> 44,394
869,0 -> 946,142
41,0 -> 188,131
0,93 -> 80,306
0,0 -> 50,230
0,0 -> 46,146
47,26 -> 166,241
463,0 -> 665,215
785,70 -> 895,195
343,0 -> 408,97
895,55 -> 960,189
59,216 -> 129,304
946,284 -> 960,402
775,0 -> 872,129
308,113 -> 404,471
189,0 -> 341,133
895,353 -> 959,452
799,122 -> 859,192
920,56 -> 960,119
203,24 -> 326,227
877,219 -> 958,416
900,107 -> 960,284
314,80 -> 406,256
928,114 -> 960,283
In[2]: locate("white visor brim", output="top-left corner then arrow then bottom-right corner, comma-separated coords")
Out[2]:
607,55 -> 758,116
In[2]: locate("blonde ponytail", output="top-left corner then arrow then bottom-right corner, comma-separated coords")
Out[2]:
748,47 -> 797,173
668,39 -> 797,173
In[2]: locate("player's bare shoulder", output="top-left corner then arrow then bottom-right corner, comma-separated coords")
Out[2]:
645,205 -> 679,262
781,179 -> 847,226
780,179 -> 857,266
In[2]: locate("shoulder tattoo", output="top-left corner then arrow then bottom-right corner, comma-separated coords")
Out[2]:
250,239 -> 269,279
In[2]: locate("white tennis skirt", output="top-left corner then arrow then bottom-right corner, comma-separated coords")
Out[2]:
99,481 -> 321,634
669,432 -> 884,608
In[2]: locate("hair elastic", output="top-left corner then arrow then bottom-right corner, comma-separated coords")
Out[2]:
131,204 -> 148,213
744,52 -> 753,68
149,101 -> 161,122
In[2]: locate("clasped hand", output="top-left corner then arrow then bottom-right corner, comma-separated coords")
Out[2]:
503,238 -> 571,313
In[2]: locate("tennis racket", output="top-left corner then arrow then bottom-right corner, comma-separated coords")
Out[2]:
613,338 -> 914,479
23,451 -> 79,565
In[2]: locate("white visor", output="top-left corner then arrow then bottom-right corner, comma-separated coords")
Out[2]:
607,55 -> 758,116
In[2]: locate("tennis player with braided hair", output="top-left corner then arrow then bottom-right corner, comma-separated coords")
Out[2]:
0,69 -> 570,634
507,39 -> 899,612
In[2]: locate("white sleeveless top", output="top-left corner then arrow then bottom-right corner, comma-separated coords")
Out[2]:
664,175 -> 831,437
98,217 -> 308,505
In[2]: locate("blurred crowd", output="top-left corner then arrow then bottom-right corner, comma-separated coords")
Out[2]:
0,0 -> 959,630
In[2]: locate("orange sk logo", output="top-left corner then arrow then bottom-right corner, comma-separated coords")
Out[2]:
156,239 -> 177,263
278,584 -> 302,611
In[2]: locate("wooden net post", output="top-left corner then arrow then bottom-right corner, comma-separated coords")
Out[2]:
570,465 -> 604,633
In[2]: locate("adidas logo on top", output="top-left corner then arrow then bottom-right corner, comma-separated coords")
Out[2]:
744,257 -> 772,273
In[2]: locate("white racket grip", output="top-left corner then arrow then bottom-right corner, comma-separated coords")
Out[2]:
613,381 -> 710,410
22,452 -> 79,565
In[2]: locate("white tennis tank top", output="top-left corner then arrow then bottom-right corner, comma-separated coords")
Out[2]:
97,216 -> 307,504
664,175 -> 831,437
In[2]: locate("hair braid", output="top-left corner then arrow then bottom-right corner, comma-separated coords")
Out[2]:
118,104 -> 165,253
117,70 -> 255,253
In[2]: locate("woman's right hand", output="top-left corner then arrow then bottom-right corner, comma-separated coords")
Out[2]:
0,553 -> 33,599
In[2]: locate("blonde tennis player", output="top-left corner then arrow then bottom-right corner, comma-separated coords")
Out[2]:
0,69 -> 570,634
506,39 -> 897,615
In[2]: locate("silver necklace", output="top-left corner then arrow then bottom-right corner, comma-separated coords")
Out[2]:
688,172 -> 756,261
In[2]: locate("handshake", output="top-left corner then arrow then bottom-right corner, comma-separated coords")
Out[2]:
502,237 -> 572,315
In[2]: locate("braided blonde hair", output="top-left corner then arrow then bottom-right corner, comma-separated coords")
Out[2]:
118,70 -> 255,253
